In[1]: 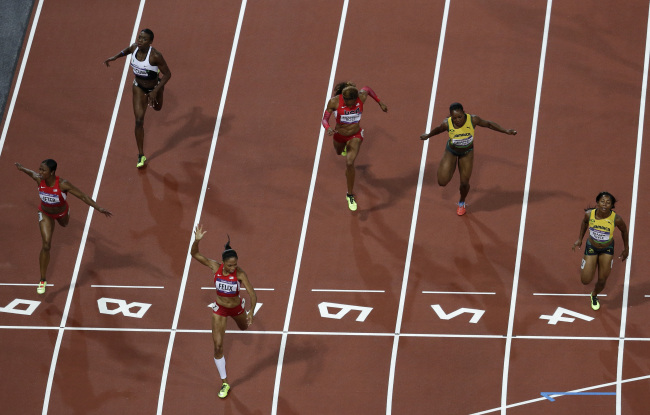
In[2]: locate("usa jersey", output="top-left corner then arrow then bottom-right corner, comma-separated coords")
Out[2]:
214,263 -> 240,297
39,176 -> 67,208
335,94 -> 364,125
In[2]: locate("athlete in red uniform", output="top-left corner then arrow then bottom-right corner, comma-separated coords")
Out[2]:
322,81 -> 388,211
104,28 -> 172,168
191,225 -> 257,399
15,159 -> 112,294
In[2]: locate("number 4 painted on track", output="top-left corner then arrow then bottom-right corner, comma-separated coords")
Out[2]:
539,307 -> 594,325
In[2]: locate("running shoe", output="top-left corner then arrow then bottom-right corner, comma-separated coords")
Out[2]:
590,293 -> 600,311
341,145 -> 347,157
37,280 -> 47,295
346,194 -> 357,211
136,155 -> 147,168
456,202 -> 467,216
218,383 -> 230,399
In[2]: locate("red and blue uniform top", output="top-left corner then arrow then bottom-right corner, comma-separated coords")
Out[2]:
335,94 -> 364,125
38,176 -> 68,209
214,263 -> 240,297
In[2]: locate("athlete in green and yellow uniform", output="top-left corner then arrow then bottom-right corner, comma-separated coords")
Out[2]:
420,102 -> 517,216
572,192 -> 629,310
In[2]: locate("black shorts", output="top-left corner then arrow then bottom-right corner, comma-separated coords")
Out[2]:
133,79 -> 158,93
585,239 -> 614,256
446,141 -> 473,157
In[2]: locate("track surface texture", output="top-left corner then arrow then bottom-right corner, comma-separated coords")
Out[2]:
1,1 -> 649,414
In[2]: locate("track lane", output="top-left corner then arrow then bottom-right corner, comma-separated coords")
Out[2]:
508,1 -> 648,413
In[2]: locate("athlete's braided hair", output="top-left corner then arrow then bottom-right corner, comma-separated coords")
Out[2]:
333,81 -> 357,97
42,159 -> 57,173
141,28 -> 154,41
596,191 -> 617,209
449,102 -> 464,113
222,235 -> 238,261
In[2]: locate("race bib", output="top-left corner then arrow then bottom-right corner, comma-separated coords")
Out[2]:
589,228 -> 610,242
39,191 -> 60,205
340,113 -> 362,124
216,279 -> 239,294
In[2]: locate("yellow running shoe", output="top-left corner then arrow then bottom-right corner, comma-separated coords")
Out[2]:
341,145 -> 347,157
218,383 -> 230,399
37,280 -> 47,294
346,194 -> 357,211
136,155 -> 147,168
590,293 -> 600,311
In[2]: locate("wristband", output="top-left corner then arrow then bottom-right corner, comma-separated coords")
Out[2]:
361,86 -> 381,103
322,111 -> 331,130
119,51 -> 125,56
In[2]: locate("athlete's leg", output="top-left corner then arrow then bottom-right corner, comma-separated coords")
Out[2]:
457,151 -> 474,204
132,83 -> 148,156
38,212 -> 55,282
56,209 -> 70,227
211,313 -> 229,384
437,150 -> 458,187
592,254 -> 614,296
579,255 -> 598,286
345,137 -> 362,195
333,139 -> 346,155
232,310 -> 250,330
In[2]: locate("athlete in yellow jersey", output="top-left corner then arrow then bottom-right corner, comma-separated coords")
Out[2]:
572,192 -> 629,310
420,103 -> 517,216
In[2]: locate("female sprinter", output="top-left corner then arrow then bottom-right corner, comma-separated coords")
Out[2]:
191,225 -> 257,399
15,160 -> 112,294
103,28 -> 172,168
572,192 -> 629,310
322,81 -> 388,211
420,102 -> 517,215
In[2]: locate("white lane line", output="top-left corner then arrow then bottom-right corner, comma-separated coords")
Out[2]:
533,293 -> 607,297
386,1 -> 450,413
471,374 -> 650,415
422,291 -> 495,295
40,3 -> 147,414
3,325 -> 650,341
0,283 -> 54,287
200,286 -> 274,290
500,1 -> 552,414
91,285 -> 164,289
311,289 -> 385,293
155,2 -> 248,414
0,0 -> 45,157
271,2 -> 349,414
616,3 -> 649,412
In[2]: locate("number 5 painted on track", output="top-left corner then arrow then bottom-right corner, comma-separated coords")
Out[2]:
431,304 -> 485,324
318,302 -> 372,322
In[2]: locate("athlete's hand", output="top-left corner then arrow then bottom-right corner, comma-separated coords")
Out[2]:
506,129 -> 517,135
194,224 -> 207,241
619,247 -> 629,261
327,127 -> 337,136
420,133 -> 430,141
246,311 -> 254,327
572,239 -> 582,251
147,90 -> 159,108
97,207 -> 113,218
103,57 -> 115,67
379,102 -> 388,112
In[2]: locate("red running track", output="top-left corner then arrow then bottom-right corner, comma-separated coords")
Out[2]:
1,0 -> 650,414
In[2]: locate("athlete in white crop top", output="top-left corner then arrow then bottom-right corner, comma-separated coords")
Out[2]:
104,28 -> 172,168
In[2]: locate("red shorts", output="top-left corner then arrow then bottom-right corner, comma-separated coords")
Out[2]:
38,203 -> 69,220
333,129 -> 364,144
211,298 -> 245,317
